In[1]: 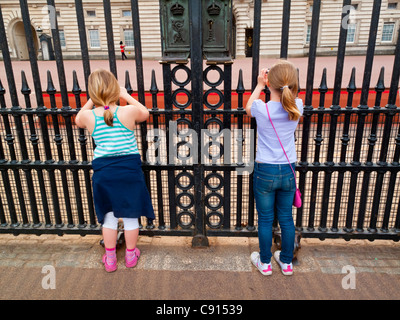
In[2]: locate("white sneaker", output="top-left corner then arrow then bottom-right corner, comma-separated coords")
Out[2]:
251,252 -> 272,276
274,250 -> 293,276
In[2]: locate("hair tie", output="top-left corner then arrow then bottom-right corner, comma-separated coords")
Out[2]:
280,85 -> 289,90
104,106 -> 110,110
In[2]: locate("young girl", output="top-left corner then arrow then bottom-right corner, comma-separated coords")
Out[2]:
246,60 -> 303,276
75,69 -> 154,272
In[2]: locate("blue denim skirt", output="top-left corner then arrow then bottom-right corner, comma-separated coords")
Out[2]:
92,154 -> 155,225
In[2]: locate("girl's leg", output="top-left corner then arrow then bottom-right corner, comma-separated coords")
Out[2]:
122,218 -> 140,268
275,183 -> 296,264
255,191 -> 275,264
124,228 -> 139,250
122,218 -> 139,249
101,212 -> 119,272
102,227 -> 118,249
102,212 -> 119,249
253,167 -> 277,264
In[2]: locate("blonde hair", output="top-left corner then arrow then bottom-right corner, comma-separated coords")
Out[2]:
88,69 -> 120,127
268,60 -> 301,121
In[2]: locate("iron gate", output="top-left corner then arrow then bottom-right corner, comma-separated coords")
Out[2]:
0,0 -> 399,245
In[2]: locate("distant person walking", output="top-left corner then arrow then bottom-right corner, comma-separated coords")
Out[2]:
120,41 -> 128,60
246,60 -> 303,276
75,69 -> 154,273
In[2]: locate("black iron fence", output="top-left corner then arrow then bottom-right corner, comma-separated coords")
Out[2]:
0,0 -> 399,245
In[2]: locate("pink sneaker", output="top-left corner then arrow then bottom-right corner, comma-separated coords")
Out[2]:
102,253 -> 117,273
251,252 -> 272,276
125,248 -> 140,268
274,250 -> 293,276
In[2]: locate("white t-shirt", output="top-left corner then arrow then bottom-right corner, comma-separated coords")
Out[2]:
251,98 -> 304,164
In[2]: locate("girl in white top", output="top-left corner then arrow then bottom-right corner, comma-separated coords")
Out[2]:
245,60 -> 303,276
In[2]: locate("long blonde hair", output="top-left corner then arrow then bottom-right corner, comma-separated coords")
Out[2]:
88,69 -> 120,127
268,60 -> 301,121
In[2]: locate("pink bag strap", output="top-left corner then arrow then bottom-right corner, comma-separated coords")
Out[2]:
266,103 -> 297,185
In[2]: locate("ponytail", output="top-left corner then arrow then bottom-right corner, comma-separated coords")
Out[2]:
103,107 -> 114,127
267,60 -> 301,122
281,86 -> 301,121
88,69 -> 120,127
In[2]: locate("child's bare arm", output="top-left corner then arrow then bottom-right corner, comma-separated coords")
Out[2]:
245,68 -> 268,117
120,87 -> 150,123
75,98 -> 94,128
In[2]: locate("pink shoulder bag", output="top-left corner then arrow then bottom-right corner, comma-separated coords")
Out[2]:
266,103 -> 302,208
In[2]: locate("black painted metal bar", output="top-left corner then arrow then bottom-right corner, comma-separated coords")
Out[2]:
305,0 -> 321,107
356,68 -> 385,232
308,69 -> 327,231
280,0 -> 291,59
72,71 -> 88,162
150,70 -> 165,229
20,1 -> 53,164
19,0 -> 44,108
20,72 -> 41,227
45,71 -> 64,228
223,64 -> 232,229
378,25 -> 400,167
236,70 -> 246,231
248,0 -> 262,235
47,71 -> 64,161
131,0 -> 145,104
189,0 -> 207,247
130,2 -> 150,229
21,71 -> 40,162
387,22 -> 400,107
1,167 -> 18,227
360,0 -> 382,107
103,0 -> 117,77
313,68 -> 327,165
74,0 -> 91,94
47,0 -> 69,108
332,68 -> 356,232
366,67 -> 385,165
0,77 -> 20,227
332,0 -> 351,106
0,6 -> 19,108
72,70 -> 95,227
162,63 -> 177,229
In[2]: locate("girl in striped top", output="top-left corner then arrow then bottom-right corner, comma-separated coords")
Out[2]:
76,69 -> 155,272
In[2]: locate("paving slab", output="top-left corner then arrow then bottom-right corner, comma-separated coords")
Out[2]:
0,234 -> 399,301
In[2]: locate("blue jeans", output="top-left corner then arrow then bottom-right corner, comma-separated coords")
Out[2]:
253,162 -> 296,264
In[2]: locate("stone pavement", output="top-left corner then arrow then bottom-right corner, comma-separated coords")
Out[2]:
0,233 -> 399,301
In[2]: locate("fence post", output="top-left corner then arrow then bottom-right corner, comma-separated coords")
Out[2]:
189,0 -> 208,247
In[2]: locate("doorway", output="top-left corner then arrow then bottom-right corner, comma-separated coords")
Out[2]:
11,21 -> 39,60
245,28 -> 253,57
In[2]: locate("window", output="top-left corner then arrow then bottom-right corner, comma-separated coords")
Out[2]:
388,3 -> 398,10
59,30 -> 66,48
382,22 -> 395,42
122,10 -> 131,17
89,29 -> 100,48
124,29 -> 134,47
87,10 -> 96,17
305,24 -> 311,44
346,23 -> 356,43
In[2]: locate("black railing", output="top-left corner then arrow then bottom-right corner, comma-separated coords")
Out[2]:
0,0 -> 399,244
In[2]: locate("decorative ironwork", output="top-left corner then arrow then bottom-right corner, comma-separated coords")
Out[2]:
0,0 -> 399,245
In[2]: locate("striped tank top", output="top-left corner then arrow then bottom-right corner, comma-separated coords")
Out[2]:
91,107 -> 139,160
